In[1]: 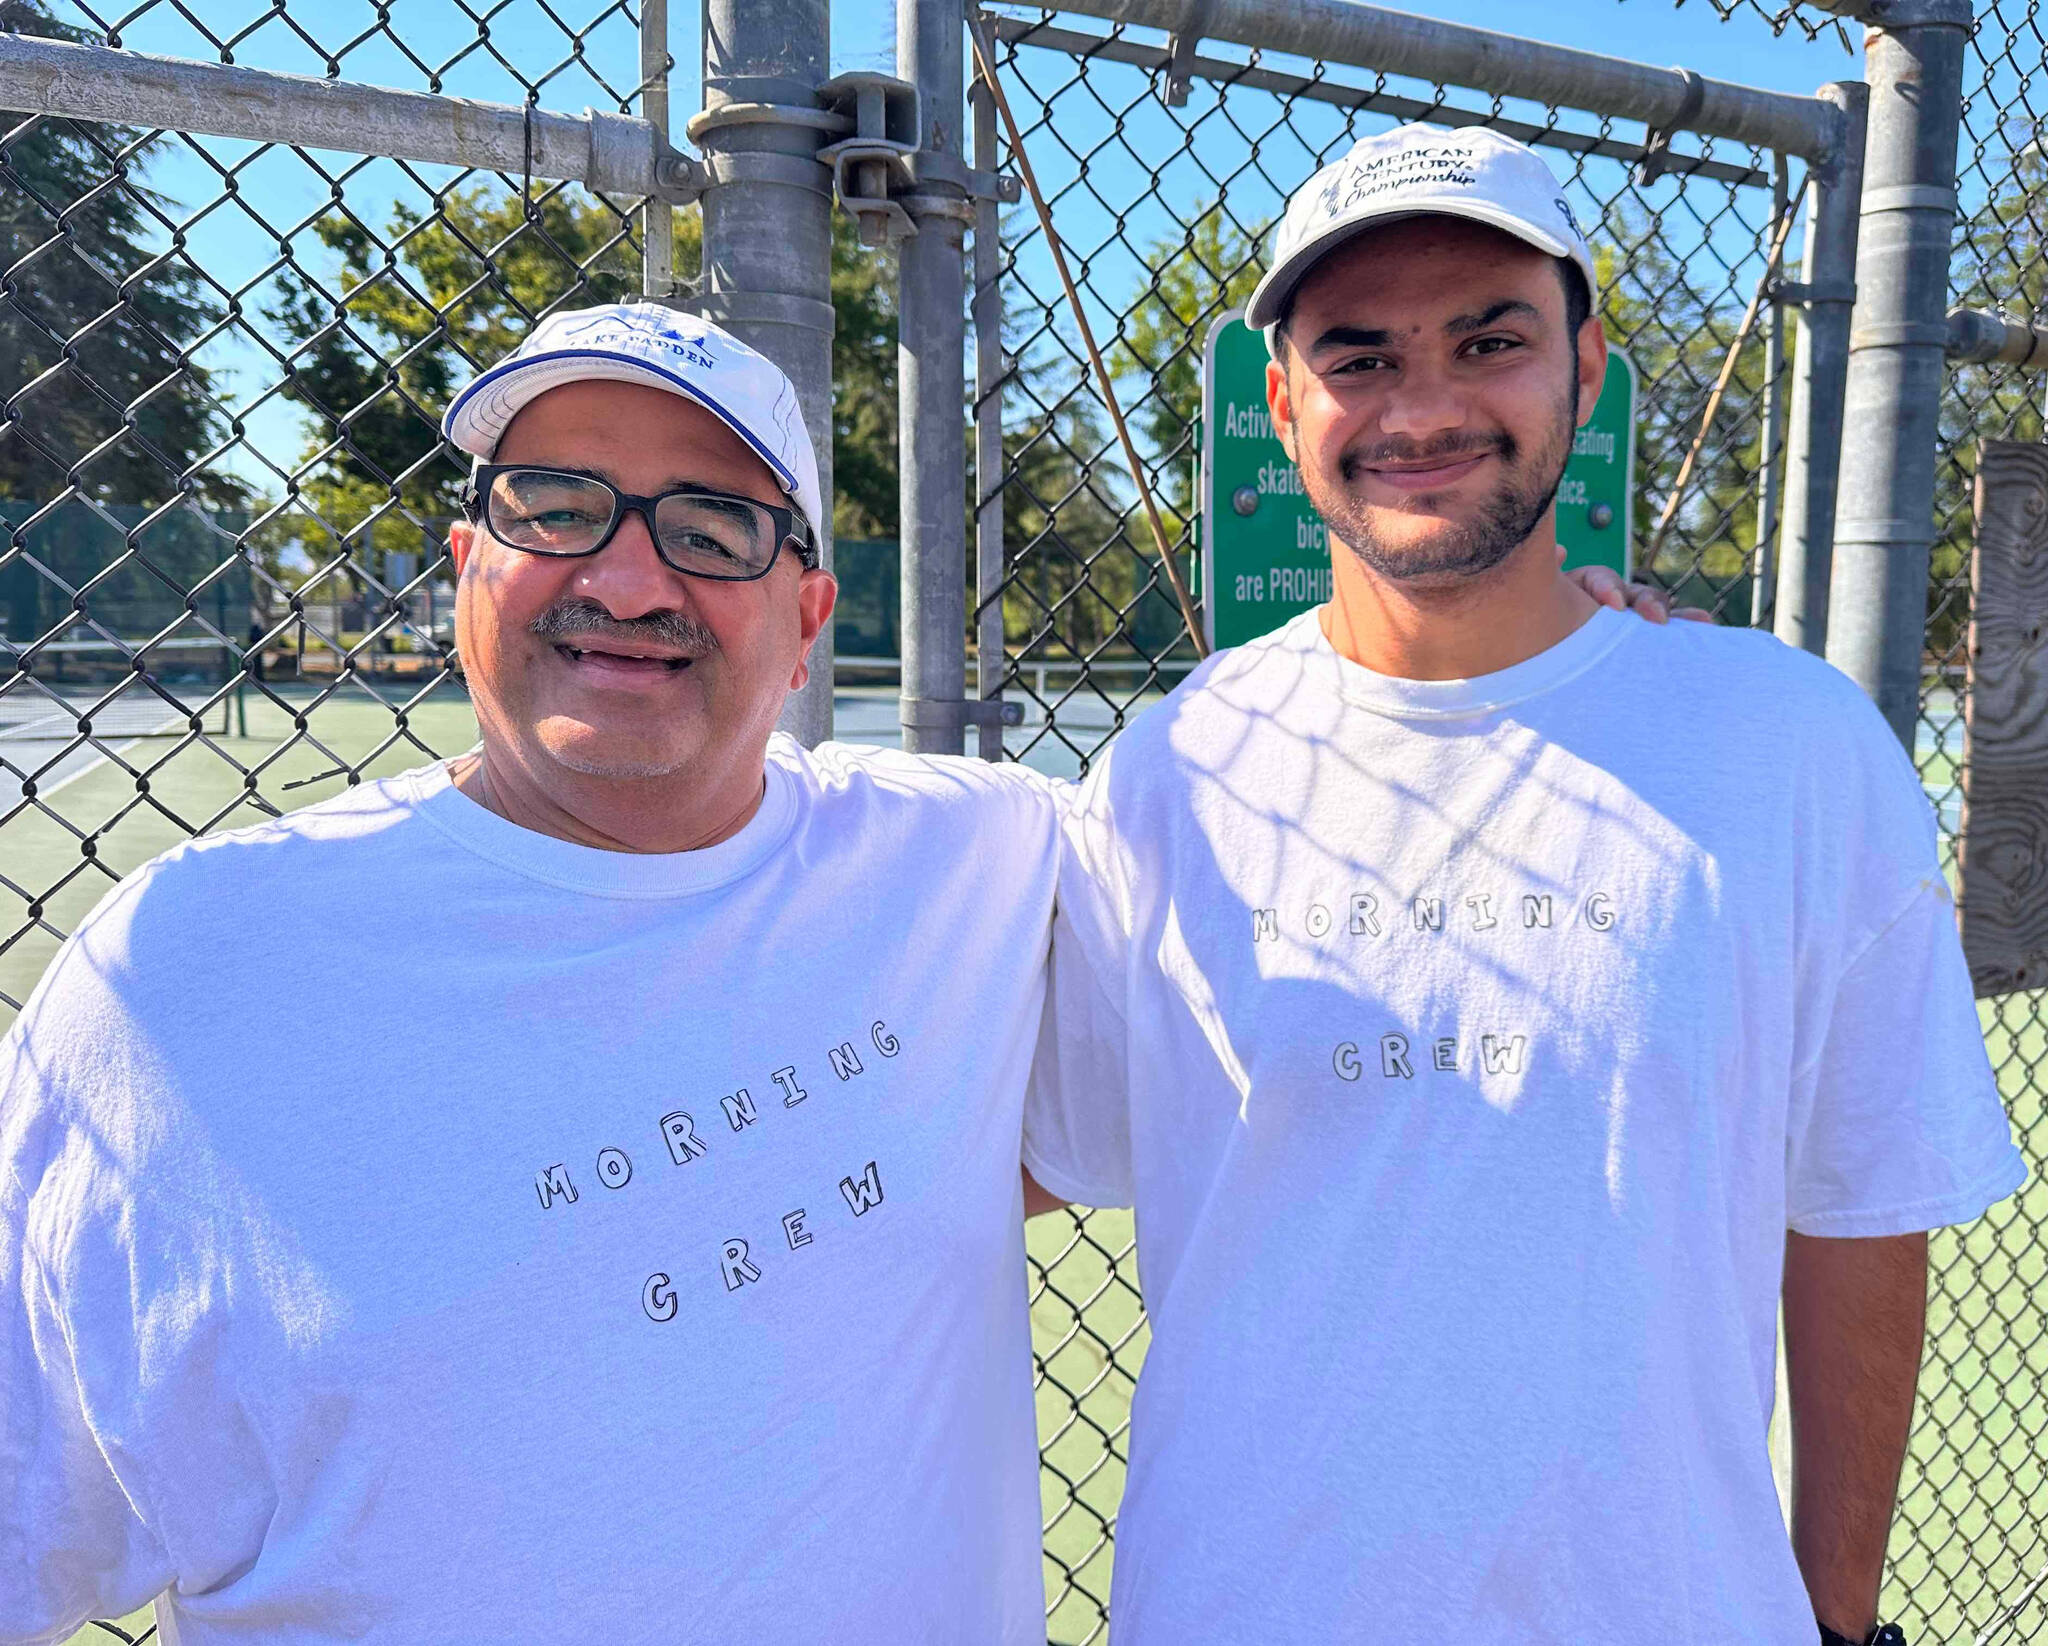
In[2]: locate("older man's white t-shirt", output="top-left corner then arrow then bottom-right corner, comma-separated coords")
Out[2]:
2,738 -> 1057,1645
1024,606 -> 2025,1645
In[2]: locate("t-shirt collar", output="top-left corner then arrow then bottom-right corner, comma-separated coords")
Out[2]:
1295,602 -> 1634,721
404,750 -> 800,897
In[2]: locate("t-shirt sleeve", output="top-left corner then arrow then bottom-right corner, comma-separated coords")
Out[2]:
1022,765 -> 1137,1209
1786,871 -> 2027,1237
2,1001 -> 175,1641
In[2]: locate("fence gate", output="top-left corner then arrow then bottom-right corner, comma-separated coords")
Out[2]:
0,0 -> 2040,1643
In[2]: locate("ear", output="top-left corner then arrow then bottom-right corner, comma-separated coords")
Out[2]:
789,566 -> 839,691
449,517 -> 477,577
1265,355 -> 1299,464
1575,315 -> 1608,430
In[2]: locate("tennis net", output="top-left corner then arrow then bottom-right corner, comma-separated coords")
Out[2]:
0,637 -> 235,743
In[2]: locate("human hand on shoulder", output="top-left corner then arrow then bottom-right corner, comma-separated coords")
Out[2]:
1562,549 -> 1712,624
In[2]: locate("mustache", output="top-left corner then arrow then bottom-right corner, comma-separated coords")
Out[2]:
528,597 -> 721,656
1338,430 -> 1515,481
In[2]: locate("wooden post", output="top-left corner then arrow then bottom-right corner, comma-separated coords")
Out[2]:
1958,439 -> 2048,995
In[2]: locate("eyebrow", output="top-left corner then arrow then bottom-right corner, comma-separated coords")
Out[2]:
1305,298 -> 1543,358
518,463 -> 740,496
1305,323 -> 1395,357
1445,298 -> 1542,335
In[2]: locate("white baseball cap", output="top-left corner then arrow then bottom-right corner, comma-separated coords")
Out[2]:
1246,124 -> 1598,344
442,301 -> 822,538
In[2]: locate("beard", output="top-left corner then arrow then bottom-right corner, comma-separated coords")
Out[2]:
1301,383 -> 1578,586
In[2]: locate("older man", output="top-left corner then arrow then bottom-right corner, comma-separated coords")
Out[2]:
0,306 -> 1060,1642
1022,126 -> 2024,1646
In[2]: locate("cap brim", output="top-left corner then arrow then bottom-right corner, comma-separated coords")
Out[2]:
1247,199 -> 1587,338
442,350 -> 814,531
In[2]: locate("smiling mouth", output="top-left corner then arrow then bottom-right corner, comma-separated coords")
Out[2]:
1368,452 -> 1490,480
553,643 -> 694,673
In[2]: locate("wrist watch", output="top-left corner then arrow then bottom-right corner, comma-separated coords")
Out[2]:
1818,1626 -> 1907,1646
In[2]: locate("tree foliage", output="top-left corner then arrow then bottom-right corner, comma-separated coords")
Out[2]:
1115,207 -> 1266,517
830,215 -> 897,538
265,190 -> 911,581
1591,209 -> 1778,621
989,207 -> 1265,668
263,183 -> 644,579
0,0 -> 243,510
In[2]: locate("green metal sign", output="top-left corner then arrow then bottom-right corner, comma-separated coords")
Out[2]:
1199,309 -> 1638,651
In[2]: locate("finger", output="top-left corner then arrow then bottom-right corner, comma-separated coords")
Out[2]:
1570,564 -> 1629,609
1672,606 -> 1713,624
1624,583 -> 1672,624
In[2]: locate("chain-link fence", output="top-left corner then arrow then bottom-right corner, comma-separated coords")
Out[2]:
0,1 -> 2040,1643
1911,1 -> 2048,1638
977,8 -> 1800,765
0,0 -> 656,1034
0,9 -> 662,1629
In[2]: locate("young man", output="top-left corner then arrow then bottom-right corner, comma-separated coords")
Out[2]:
1023,125 -> 2024,1646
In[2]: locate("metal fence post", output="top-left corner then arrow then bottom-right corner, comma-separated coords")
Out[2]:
1824,4 -> 1972,744
1753,155 -> 1790,632
696,0 -> 837,746
641,0 -> 675,301
897,0 -> 970,756
1774,79 -> 1867,656
971,73 -> 1007,762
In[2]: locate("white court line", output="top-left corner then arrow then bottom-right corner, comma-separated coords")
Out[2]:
1,735 -> 152,803
0,707 -> 81,740
0,704 -> 181,803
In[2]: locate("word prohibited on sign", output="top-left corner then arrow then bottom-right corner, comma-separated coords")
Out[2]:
1200,310 -> 1638,650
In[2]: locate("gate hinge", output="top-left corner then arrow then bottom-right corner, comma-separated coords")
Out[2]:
1638,67 -> 1707,184
1163,0 -> 1220,107
817,71 -> 1020,246
1768,277 -> 1858,308
899,694 -> 1024,733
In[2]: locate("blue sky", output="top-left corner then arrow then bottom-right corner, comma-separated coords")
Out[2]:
39,1 -> 1879,495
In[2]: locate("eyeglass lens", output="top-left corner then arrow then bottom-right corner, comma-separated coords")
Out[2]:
486,470 -> 777,577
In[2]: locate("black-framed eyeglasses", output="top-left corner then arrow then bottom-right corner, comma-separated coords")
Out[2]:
461,465 -> 817,582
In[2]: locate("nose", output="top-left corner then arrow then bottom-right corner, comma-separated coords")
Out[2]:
571,503 -> 689,621
1375,358 -> 1467,443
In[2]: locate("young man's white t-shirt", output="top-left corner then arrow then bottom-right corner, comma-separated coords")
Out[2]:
1,737 -> 1058,1645
1024,606 -> 2025,1645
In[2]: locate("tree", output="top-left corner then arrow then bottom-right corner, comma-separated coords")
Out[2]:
0,0 -> 244,509
0,0 -> 251,651
994,365 -> 1131,661
266,191 -> 913,569
1115,207 -> 1267,518
262,183 -> 645,586
977,205 -> 1264,673
1592,208 -> 1778,622
830,214 -> 898,538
